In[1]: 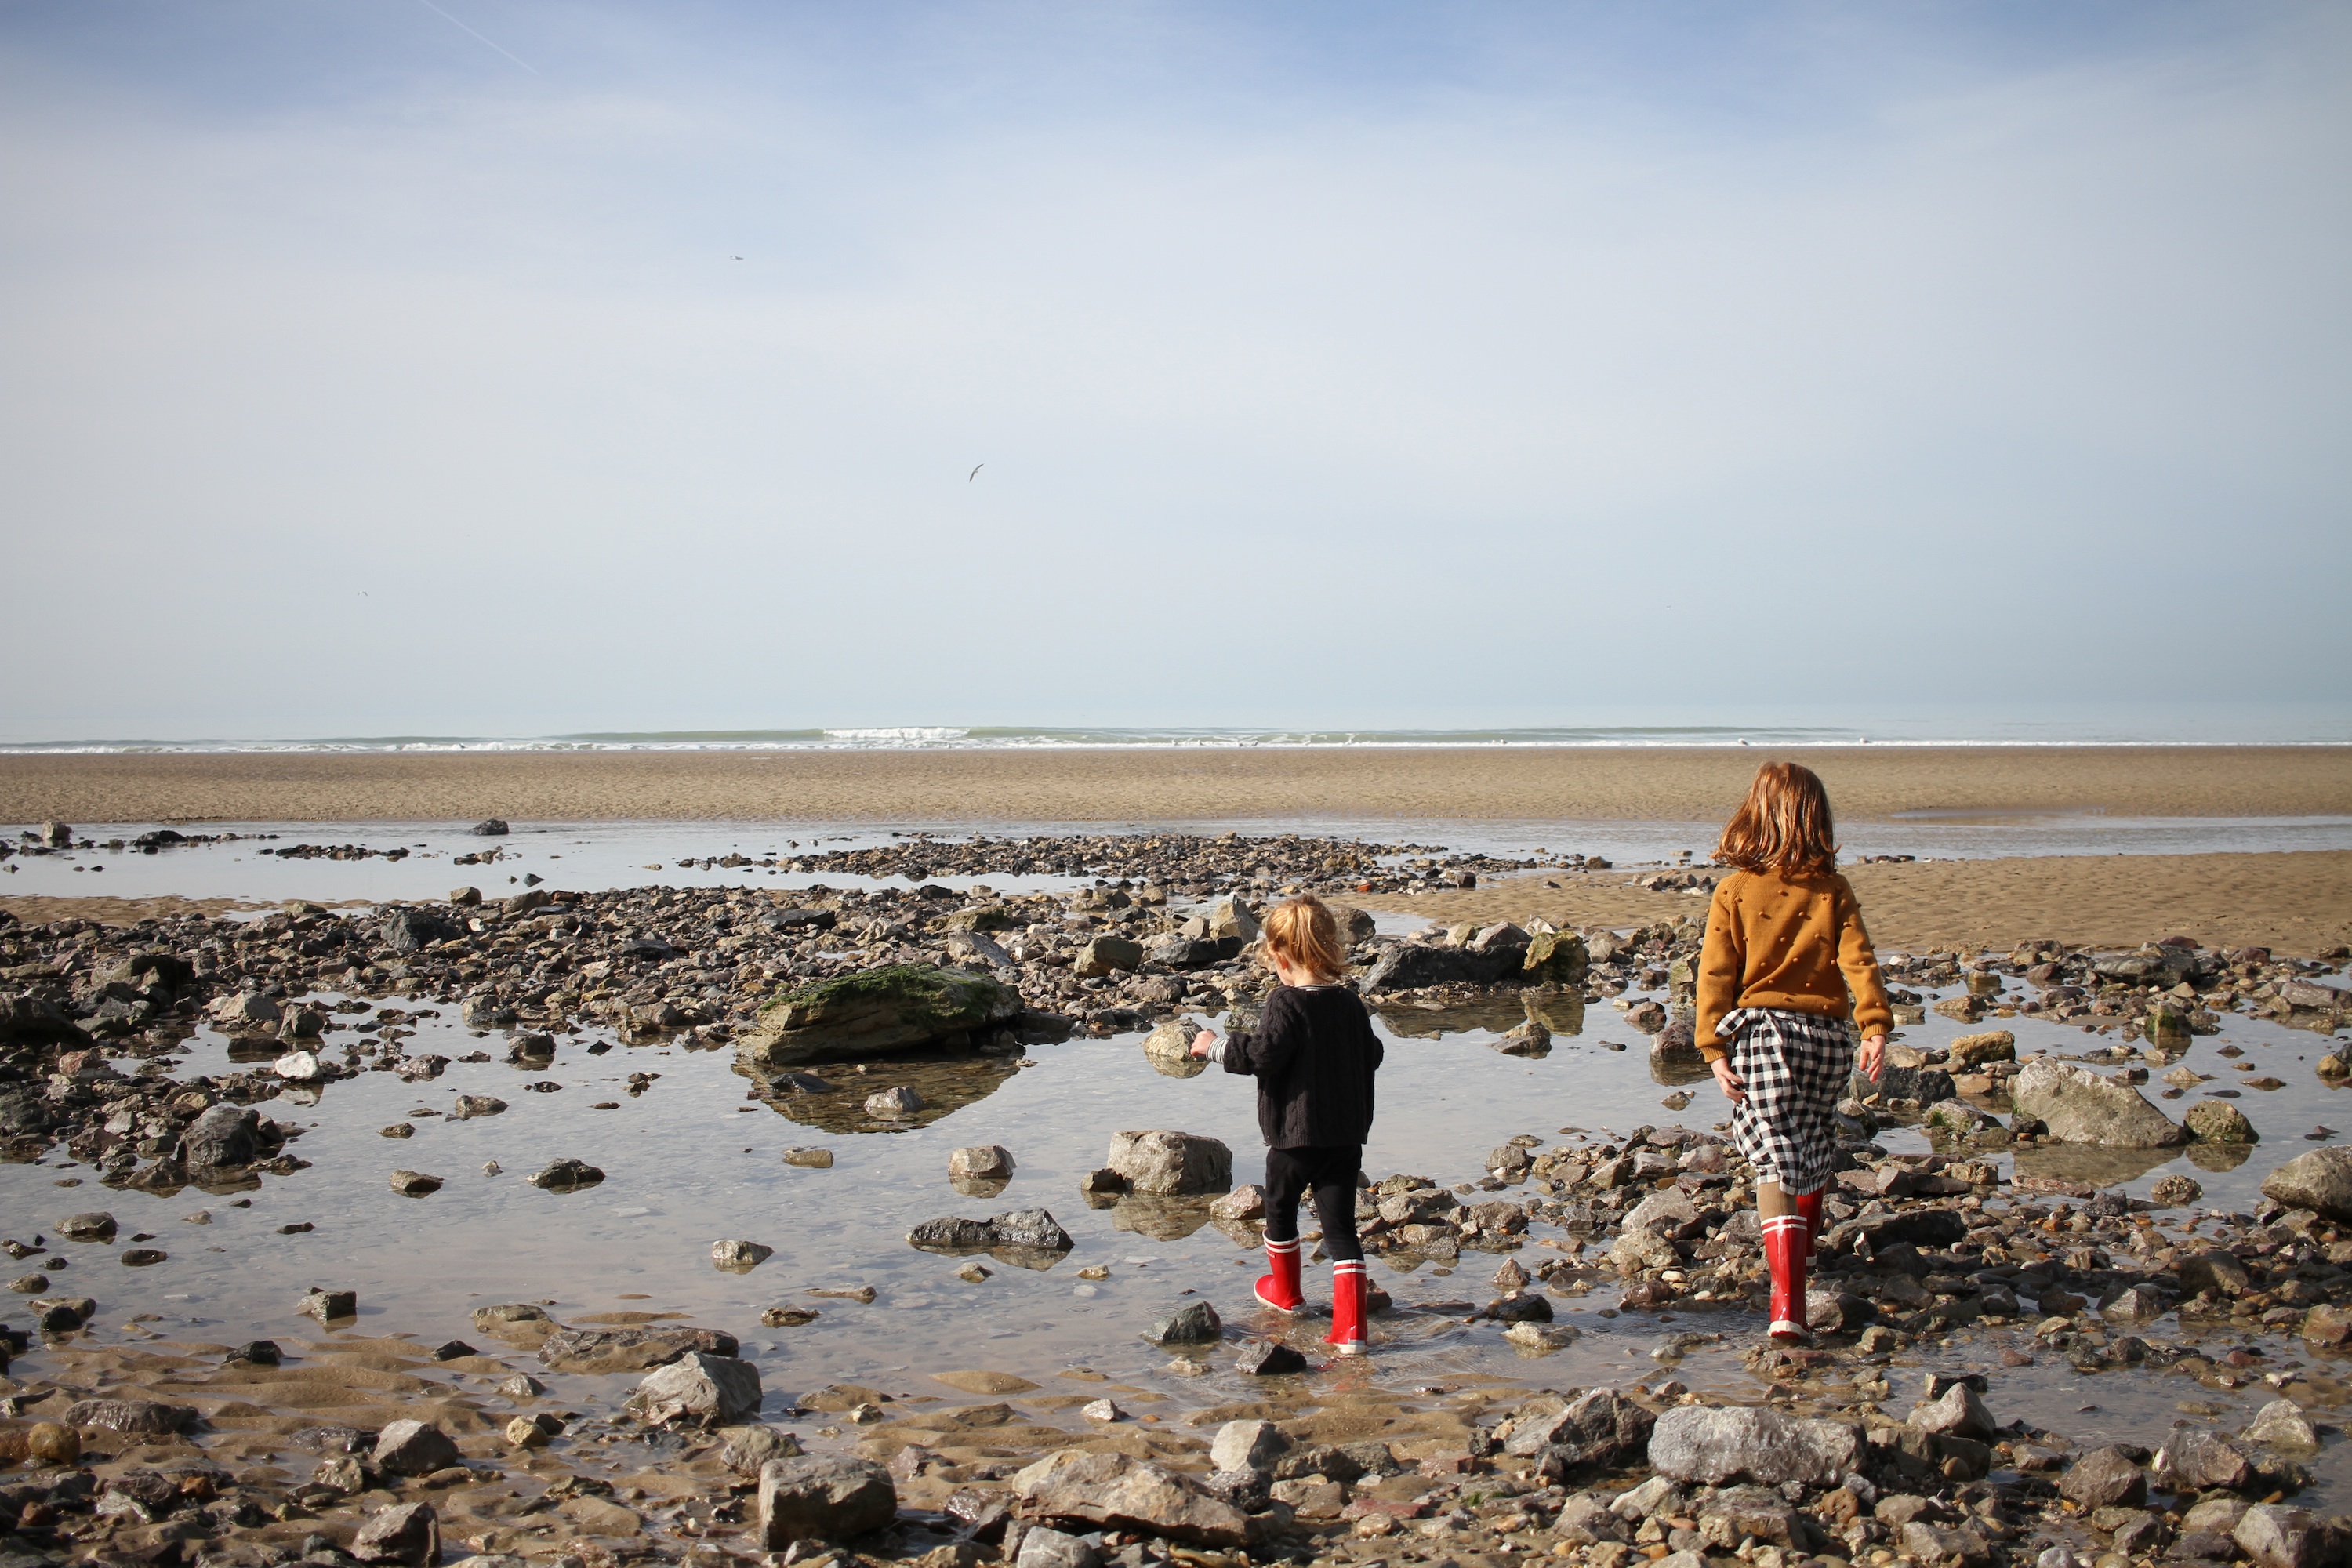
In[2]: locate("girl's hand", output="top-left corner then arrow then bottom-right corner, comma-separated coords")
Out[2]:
1189,1030 -> 1217,1059
1711,1057 -> 1745,1105
1858,1033 -> 1887,1080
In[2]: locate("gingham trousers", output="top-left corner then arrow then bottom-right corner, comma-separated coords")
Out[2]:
1718,1006 -> 1856,1197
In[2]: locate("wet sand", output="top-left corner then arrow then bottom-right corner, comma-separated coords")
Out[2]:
3,743 -> 2350,825
1358,849 -> 2352,956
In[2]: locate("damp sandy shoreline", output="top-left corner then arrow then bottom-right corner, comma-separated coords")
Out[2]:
2,744 -> 2350,826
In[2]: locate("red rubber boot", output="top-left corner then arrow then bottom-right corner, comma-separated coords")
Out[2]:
1323,1260 -> 1367,1356
1763,1212 -> 1810,1344
1792,1190 -> 1823,1252
1255,1237 -> 1304,1313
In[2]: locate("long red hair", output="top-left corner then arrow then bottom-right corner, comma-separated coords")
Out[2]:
1714,761 -> 1839,877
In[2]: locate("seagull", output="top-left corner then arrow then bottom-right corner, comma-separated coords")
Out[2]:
732,256 -> 743,260
968,464 -> 983,481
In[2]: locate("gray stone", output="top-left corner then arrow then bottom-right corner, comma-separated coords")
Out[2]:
388,1170 -> 442,1196
176,1105 -> 260,1168
949,1145 -> 1016,1181
1142,1017 -> 1210,1079
1362,942 -> 1517,992
527,1157 -> 604,1191
758,1454 -> 897,1546
2187,1101 -> 2259,1144
1010,1449 -> 1250,1548
1234,1340 -> 1308,1375
372,1418 -> 461,1476
2010,1057 -> 2185,1146
1908,1383 -> 1999,1442
1204,898 -> 1261,942
56,1210 -> 117,1241
713,1239 -> 774,1271
2059,1447 -> 2147,1509
628,1351 -> 763,1426
736,965 -> 1023,1066
1105,1129 -> 1232,1196
60,1399 -> 194,1435
1017,1527 -> 1100,1568
2157,1427 -> 2253,1494
1646,1405 -> 1860,1486
2260,1148 -> 2352,1221
2234,1504 -> 2347,1568
2242,1400 -> 2321,1454
719,1424 -> 804,1475
1509,1388 -> 1656,1473
1147,1301 -> 1223,1344
537,1325 -> 739,1373
866,1086 -> 924,1118
350,1501 -> 440,1566
1074,936 -> 1144,978
1210,1419 -> 1290,1473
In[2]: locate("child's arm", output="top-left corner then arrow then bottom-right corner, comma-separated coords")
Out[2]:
1836,879 -> 1893,1070
1694,880 -> 1743,1063
1197,994 -> 1301,1077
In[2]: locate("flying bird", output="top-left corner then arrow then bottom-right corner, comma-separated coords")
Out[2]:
732,256 -> 743,260
968,464 -> 984,481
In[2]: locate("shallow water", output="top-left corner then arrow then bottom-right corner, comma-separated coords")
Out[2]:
9,811 -> 2351,913
12,934 -> 2352,1504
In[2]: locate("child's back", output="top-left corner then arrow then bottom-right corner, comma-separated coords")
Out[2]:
1222,982 -> 1382,1148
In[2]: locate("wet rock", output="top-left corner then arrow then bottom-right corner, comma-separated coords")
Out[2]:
177,1104 -> 261,1168
350,1501 -> 441,1566
1106,1129 -> 1232,1196
1210,1184 -> 1266,1222
1147,1301 -> 1222,1343
373,1418 -> 462,1476
783,1146 -> 835,1167
1523,927 -> 1589,986
2011,1057 -> 2186,1145
470,819 -> 510,836
1946,1030 -> 2016,1067
757,1455 -> 898,1547
713,1239 -> 775,1271
2156,1427 -> 2254,1494
720,1423 -> 805,1475
1509,1388 -> 1653,1472
2234,1504 -> 2347,1568
2103,1283 -> 2166,1323
1908,1382 -> 1999,1442
949,1145 -> 1016,1181
389,1170 -> 443,1196
737,965 -> 1024,1066
450,1094 -> 506,1120
2150,1174 -> 2204,1207
2260,1147 -> 2352,1220
2180,1249 -> 2252,1296
299,1287 -> 358,1321
472,1302 -> 551,1336
528,1157 -> 604,1191
1235,1339 -> 1308,1375
56,1210 -> 117,1241
2302,1303 -> 2352,1346
866,1086 -> 924,1118
61,1398 -> 194,1434
539,1325 -> 739,1374
1211,1419 -> 1290,1473
2187,1100 -> 2259,1143
1142,1018 -> 1209,1080
1648,1404 -> 1861,1486
380,908 -> 463,953
2243,1400 -> 2321,1454
210,990 -> 282,1028
628,1350 -> 763,1425
1363,942 -> 1516,992
1011,1449 -> 1251,1548
908,1209 -> 1073,1259
1074,936 -> 1144,978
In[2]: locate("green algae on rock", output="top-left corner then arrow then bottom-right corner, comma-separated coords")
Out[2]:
735,964 -> 1023,1066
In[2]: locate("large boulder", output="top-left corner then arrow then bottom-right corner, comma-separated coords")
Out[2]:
758,1456 -> 897,1547
176,1105 -> 261,1169
1647,1405 -> 1861,1486
1011,1450 -> 1250,1548
379,909 -> 462,953
1504,1388 -> 1656,1473
1106,1131 -> 1232,1196
2260,1148 -> 2352,1221
2010,1057 -> 2186,1146
1363,943 -> 1516,993
736,966 -> 1022,1066
0,994 -> 94,1047
2235,1505 -> 2349,1568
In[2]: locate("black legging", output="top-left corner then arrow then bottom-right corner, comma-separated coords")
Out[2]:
1262,1144 -> 1363,1262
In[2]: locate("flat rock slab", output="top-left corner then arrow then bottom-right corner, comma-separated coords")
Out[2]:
1648,1405 -> 1860,1486
539,1326 -> 739,1374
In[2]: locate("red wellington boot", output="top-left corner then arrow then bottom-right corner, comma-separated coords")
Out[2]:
1323,1259 -> 1367,1356
1762,1212 -> 1811,1344
1255,1237 -> 1305,1313
1792,1189 -> 1823,1252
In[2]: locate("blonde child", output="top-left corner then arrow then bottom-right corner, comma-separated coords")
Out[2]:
1189,895 -> 1385,1355
1697,761 -> 1891,1345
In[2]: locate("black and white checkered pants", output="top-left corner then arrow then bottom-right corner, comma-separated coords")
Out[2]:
1718,1006 -> 1856,1197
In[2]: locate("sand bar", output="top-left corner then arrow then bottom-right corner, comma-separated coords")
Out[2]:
3,743 -> 2349,825
1356,849 -> 2352,956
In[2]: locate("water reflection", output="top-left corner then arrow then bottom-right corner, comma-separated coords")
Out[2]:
740,1053 -> 1025,1134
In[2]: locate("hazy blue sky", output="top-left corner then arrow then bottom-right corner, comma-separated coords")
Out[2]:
2,2 -> 2347,741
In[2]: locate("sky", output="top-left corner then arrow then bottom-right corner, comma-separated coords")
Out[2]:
1,1 -> 2347,742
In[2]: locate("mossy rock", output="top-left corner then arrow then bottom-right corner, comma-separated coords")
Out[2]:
1523,929 -> 1589,987
736,965 -> 1023,1066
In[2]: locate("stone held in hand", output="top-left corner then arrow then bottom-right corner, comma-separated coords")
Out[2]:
757,1454 -> 898,1547
1142,1017 -> 1209,1080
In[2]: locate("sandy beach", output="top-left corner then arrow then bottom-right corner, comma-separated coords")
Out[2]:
1354,848 -> 2352,956
2,743 -> 2350,825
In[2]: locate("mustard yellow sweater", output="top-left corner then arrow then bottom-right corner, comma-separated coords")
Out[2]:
1695,867 -> 1893,1061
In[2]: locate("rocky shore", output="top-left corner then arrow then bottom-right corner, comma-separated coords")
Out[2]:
2,830 -> 2350,1568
